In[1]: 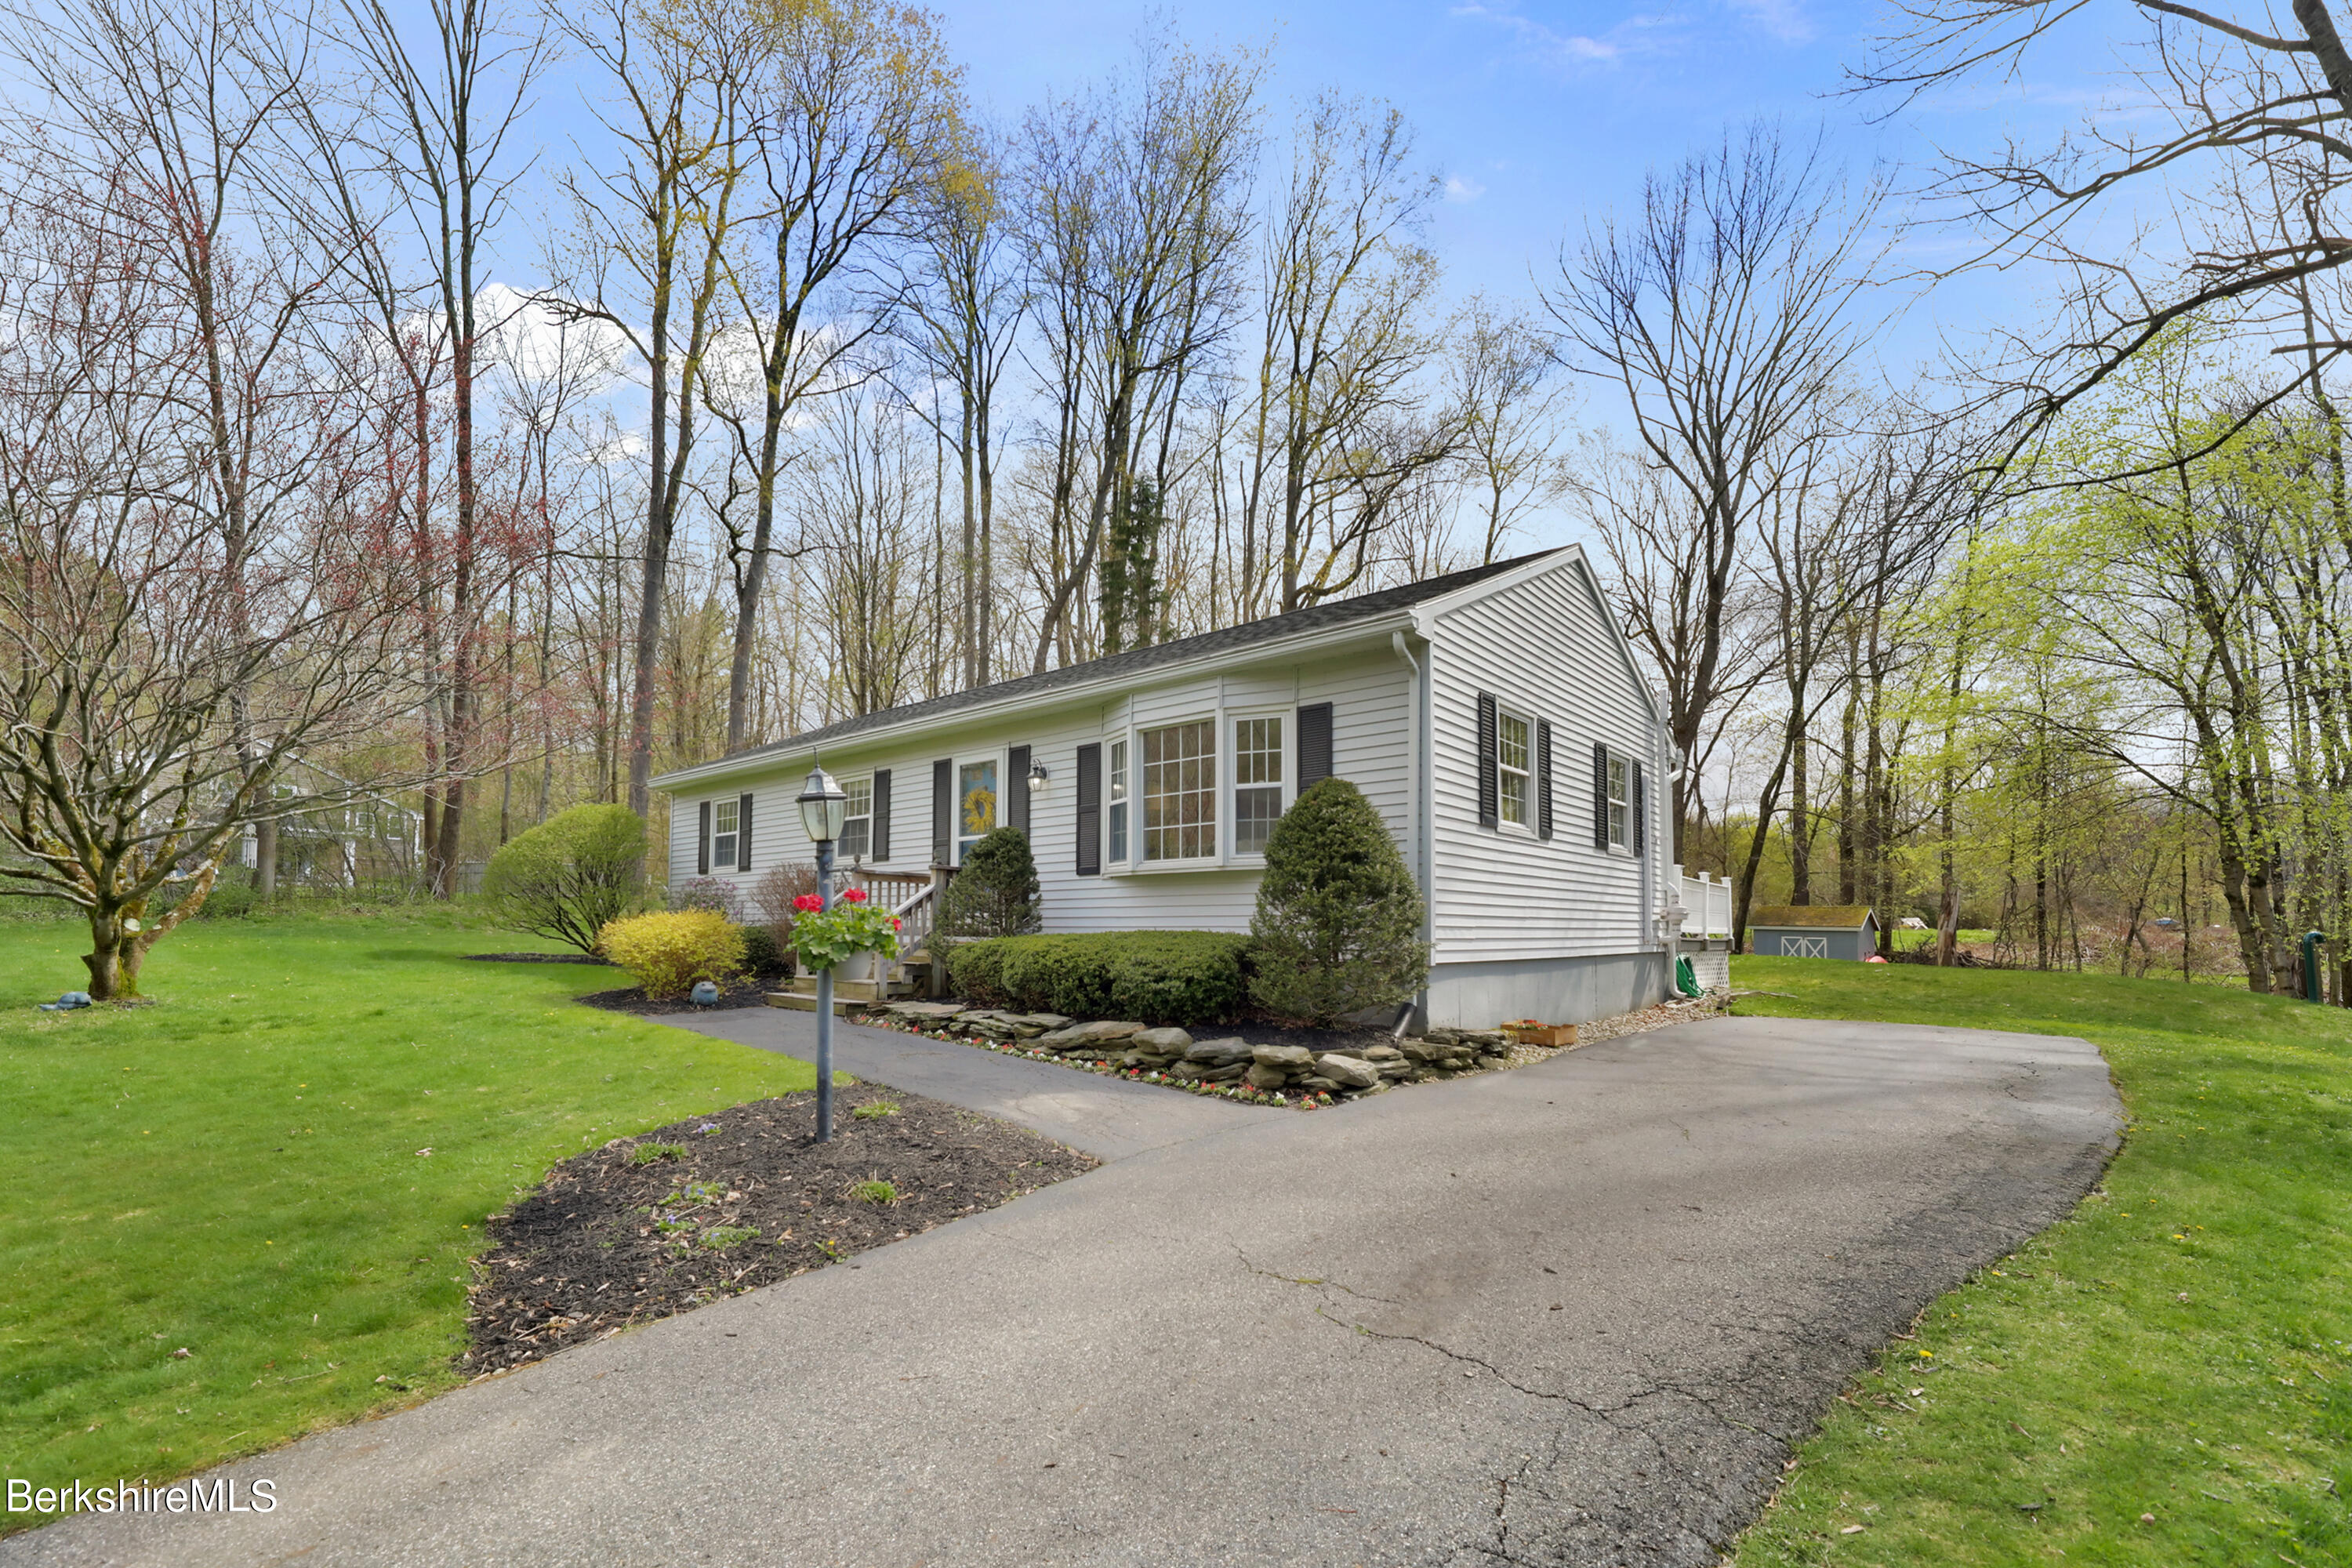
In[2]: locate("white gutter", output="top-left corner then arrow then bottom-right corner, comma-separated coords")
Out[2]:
1392,629 -> 1433,1028
652,615 -> 1417,792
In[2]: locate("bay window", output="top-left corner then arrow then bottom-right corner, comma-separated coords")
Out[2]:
1142,720 -> 1215,861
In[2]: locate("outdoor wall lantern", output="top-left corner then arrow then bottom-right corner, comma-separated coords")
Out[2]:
1026,757 -> 1050,793
796,761 -> 849,1141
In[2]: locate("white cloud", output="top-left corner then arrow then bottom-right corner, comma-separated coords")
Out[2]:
1445,175 -> 1488,203
1449,3 -> 1640,68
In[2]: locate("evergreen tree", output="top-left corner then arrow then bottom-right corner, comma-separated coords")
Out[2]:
939,826 -> 1043,942
1247,778 -> 1428,1025
1098,481 -> 1167,655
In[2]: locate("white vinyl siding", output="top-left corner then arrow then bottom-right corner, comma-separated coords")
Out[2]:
663,642 -> 1415,935
1428,557 -> 1665,963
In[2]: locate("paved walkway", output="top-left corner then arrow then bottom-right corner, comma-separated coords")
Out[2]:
6,1017 -> 2121,1568
659,1004 -> 1287,1160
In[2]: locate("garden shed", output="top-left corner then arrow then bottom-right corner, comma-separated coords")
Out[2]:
1747,906 -> 1880,960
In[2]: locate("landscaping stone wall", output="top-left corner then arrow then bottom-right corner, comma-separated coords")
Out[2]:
876,1002 -> 1515,1097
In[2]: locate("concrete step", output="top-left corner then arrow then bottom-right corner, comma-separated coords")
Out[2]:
764,991 -> 869,1017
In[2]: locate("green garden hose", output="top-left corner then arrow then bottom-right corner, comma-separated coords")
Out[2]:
1675,954 -> 1702,998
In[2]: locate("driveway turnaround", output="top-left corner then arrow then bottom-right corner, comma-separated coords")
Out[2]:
660,1004 -> 1287,1160
5,1017 -> 2121,1568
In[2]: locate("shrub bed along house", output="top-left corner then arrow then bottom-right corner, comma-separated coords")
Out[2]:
947,930 -> 1250,1027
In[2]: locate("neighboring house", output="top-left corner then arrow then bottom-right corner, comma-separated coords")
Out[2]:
1747,906 -> 1882,960
231,759 -> 423,888
651,548 -> 1679,1029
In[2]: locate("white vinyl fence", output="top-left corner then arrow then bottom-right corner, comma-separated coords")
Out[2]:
1677,868 -> 1733,939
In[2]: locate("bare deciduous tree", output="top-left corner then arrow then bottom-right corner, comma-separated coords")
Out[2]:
1544,121 -> 1884,860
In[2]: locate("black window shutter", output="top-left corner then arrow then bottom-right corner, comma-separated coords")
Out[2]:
931,758 -> 953,866
1476,691 -> 1499,829
1296,702 -> 1334,789
1007,745 -> 1031,836
1633,760 -> 1646,854
1075,742 -> 1101,876
696,800 -> 711,876
872,768 -> 891,861
1592,742 -> 1609,848
1535,719 -> 1553,841
737,793 -> 753,871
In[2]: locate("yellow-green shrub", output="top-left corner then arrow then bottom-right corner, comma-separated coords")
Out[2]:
597,910 -> 745,1000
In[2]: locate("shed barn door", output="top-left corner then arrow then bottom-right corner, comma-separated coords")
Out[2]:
1785,935 -> 1828,959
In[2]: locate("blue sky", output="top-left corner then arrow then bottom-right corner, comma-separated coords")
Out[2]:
926,0 -> 2125,392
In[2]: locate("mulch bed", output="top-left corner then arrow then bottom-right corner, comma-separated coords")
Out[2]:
573,975 -> 783,1014
464,1082 -> 1096,1376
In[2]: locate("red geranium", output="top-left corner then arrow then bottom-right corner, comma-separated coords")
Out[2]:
842,886 -> 866,903
792,893 -> 823,913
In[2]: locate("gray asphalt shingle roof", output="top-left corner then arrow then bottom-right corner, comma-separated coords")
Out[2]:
698,547 -> 1563,774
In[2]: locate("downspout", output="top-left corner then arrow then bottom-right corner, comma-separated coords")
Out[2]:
1395,629 -> 1431,1031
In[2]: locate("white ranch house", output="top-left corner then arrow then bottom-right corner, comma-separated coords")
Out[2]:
652,547 -> 1684,1029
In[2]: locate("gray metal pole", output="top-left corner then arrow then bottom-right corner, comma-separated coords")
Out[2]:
815,839 -> 835,1141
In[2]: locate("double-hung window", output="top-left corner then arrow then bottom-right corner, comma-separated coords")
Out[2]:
1605,752 -> 1629,848
839,776 -> 873,862
1497,710 -> 1532,829
712,797 -> 739,867
1107,739 -> 1130,863
1142,720 -> 1215,861
1232,716 -> 1283,855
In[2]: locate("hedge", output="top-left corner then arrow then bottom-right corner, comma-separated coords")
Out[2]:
947,930 -> 1250,1026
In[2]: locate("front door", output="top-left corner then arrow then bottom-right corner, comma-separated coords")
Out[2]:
956,758 -> 997,862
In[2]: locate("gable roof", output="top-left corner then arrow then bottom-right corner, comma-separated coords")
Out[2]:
1749,906 -> 1878,930
655,548 -> 1568,787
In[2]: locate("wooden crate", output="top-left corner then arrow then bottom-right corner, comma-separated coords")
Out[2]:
1501,1020 -> 1577,1047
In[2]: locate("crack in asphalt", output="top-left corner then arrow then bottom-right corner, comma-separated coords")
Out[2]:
1230,1241 -> 1402,1305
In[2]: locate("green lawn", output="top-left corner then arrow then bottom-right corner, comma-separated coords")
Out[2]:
1728,957 -> 2352,1566
0,909 -> 811,1519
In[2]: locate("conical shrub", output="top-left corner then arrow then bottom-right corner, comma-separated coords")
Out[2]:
1247,777 -> 1428,1025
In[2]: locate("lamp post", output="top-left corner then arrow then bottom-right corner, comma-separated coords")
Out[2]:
796,761 -> 849,1141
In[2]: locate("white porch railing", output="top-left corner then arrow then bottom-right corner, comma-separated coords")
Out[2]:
1678,868 -> 1733,939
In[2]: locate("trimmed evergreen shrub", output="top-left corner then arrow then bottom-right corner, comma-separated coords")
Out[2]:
739,923 -> 785,975
481,804 -> 648,953
947,931 -> 1250,1026
1247,777 -> 1428,1026
597,909 -> 744,1000
938,826 -> 1042,943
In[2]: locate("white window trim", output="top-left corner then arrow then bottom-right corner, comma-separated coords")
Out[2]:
839,775 -> 874,866
1227,706 -> 1292,864
953,750 -> 1005,866
1106,737 -> 1131,867
711,797 -> 740,869
1135,714 -> 1221,869
1102,702 -> 1302,873
1601,746 -> 1632,855
1495,705 -> 1535,838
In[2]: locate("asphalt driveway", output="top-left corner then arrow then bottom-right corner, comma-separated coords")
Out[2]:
659,1004 -> 1287,1159
4,1015 -> 2121,1567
